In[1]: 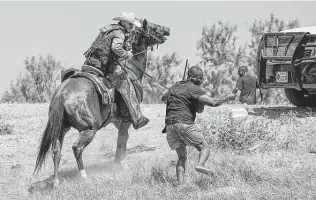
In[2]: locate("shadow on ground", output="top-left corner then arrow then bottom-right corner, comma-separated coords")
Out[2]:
102,144 -> 156,159
28,161 -> 122,194
28,144 -> 156,194
250,106 -> 316,119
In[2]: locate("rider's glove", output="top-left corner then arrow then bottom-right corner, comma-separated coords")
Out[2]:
126,51 -> 133,61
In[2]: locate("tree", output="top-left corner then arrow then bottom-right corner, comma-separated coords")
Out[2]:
197,21 -> 247,97
142,52 -> 182,103
1,54 -> 64,103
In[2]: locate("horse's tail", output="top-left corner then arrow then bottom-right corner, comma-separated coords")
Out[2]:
34,95 -> 64,174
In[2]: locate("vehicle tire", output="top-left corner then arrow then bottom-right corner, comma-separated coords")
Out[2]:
307,94 -> 316,107
284,88 -> 316,107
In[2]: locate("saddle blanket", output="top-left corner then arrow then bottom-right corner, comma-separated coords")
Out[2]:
62,65 -> 115,105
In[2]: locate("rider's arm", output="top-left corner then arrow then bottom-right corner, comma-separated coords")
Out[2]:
197,93 -> 235,107
111,30 -> 129,59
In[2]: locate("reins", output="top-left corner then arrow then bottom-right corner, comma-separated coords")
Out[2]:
117,47 -> 170,90
117,55 -> 170,90
117,26 -> 170,90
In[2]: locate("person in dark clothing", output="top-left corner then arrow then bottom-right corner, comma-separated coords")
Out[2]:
83,12 -> 149,130
232,66 -> 262,104
161,66 -> 236,185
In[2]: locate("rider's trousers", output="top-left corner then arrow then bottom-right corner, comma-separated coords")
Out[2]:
113,65 -> 143,126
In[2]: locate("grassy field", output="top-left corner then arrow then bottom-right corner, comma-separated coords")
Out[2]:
1,103 -> 316,200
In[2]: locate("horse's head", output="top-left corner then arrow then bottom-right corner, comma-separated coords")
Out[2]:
131,19 -> 170,52
125,19 -> 170,82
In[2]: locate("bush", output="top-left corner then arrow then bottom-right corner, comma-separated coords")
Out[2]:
0,115 -> 14,135
197,107 -> 303,153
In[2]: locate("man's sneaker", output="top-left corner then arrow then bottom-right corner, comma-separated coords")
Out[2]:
133,116 -> 149,130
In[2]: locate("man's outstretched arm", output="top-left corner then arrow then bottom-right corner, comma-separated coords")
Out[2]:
197,93 -> 236,107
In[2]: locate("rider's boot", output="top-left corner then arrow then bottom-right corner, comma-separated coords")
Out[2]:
116,78 -> 149,130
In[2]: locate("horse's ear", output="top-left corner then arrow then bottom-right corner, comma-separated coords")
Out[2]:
143,19 -> 148,30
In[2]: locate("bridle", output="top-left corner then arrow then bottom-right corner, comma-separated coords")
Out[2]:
117,26 -> 170,90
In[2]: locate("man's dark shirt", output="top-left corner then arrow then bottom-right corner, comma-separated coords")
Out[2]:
164,81 -> 206,125
236,75 -> 259,104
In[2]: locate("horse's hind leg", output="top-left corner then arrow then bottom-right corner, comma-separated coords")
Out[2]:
72,129 -> 97,178
113,120 -> 131,164
52,124 -> 70,187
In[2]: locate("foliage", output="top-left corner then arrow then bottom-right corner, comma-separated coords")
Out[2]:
196,21 -> 247,97
142,52 -> 182,103
197,106 -> 312,153
1,54 -> 63,103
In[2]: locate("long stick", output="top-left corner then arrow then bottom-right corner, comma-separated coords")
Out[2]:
182,59 -> 189,80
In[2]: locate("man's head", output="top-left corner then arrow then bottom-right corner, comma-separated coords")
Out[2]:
113,12 -> 141,33
238,66 -> 248,77
187,66 -> 204,86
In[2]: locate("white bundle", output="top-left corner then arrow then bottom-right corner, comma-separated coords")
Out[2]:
228,107 -> 248,125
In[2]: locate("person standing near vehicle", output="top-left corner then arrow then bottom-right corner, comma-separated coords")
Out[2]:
232,66 -> 262,104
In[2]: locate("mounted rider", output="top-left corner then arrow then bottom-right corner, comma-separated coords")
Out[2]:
83,12 -> 149,130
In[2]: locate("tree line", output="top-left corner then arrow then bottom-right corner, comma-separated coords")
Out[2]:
1,13 -> 300,104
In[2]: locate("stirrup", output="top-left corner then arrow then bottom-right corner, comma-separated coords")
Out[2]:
133,116 -> 149,130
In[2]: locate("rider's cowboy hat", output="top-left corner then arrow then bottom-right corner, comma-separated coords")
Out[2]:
112,12 -> 141,28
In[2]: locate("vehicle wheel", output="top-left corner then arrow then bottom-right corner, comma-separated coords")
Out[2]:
284,88 -> 316,107
307,94 -> 316,106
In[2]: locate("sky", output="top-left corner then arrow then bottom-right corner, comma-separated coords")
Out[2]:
0,1 -> 315,95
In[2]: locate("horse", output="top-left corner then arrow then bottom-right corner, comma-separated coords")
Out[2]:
33,19 -> 170,186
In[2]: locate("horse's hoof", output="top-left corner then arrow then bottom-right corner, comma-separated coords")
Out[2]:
53,179 -> 60,187
80,170 -> 88,179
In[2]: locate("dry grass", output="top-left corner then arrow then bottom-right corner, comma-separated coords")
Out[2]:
1,103 -> 316,200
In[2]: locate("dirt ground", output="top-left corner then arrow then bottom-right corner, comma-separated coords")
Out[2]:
0,104 -> 171,194
1,103 -> 316,199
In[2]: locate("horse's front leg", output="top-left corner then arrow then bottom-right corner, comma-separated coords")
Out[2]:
113,120 -> 131,164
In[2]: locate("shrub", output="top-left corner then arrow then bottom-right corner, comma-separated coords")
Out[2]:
197,108 -> 303,153
0,115 -> 14,135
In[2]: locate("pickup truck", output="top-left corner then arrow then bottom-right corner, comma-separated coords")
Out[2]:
257,26 -> 316,107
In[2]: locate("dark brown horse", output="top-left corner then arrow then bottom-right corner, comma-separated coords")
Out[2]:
33,19 -> 170,186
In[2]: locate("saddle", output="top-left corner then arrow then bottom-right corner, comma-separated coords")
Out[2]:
61,65 -> 115,105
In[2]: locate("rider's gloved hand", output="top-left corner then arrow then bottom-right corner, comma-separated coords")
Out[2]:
126,51 -> 133,61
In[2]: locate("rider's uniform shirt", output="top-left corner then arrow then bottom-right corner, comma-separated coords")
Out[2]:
84,23 -> 130,73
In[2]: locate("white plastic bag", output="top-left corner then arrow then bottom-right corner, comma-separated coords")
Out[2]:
229,107 -> 248,125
